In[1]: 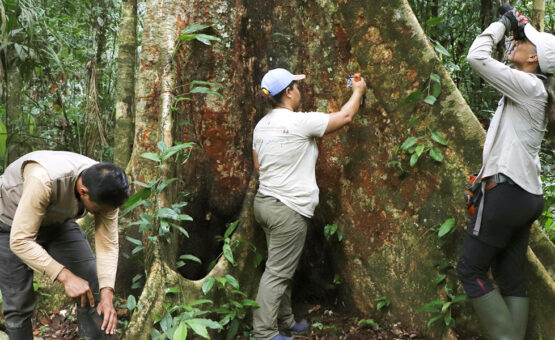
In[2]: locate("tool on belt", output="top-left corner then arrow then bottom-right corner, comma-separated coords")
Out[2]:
464,173 -> 515,236
347,73 -> 365,107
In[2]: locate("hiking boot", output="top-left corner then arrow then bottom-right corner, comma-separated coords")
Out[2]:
287,321 -> 309,335
270,335 -> 293,340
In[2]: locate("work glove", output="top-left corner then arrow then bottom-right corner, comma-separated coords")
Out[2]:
498,3 -> 530,40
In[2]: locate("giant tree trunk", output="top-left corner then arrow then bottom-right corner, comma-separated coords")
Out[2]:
123,1 -> 555,339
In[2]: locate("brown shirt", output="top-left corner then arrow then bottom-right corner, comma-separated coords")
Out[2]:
9,162 -> 119,289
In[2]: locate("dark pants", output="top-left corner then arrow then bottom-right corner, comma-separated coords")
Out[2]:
0,220 -> 99,336
457,182 -> 544,298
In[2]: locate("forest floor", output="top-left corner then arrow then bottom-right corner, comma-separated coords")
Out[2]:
26,302 -> 428,339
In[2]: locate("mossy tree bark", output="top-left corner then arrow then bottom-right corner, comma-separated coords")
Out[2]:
122,1 -> 555,339
114,0 -> 138,169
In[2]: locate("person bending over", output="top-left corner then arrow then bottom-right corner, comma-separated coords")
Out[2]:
0,150 -> 130,339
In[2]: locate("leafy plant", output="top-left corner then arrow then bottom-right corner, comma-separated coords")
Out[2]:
418,262 -> 466,329
201,274 -> 259,340
418,282 -> 467,328
121,141 -> 194,258
375,296 -> 390,311
357,318 -> 380,330
324,223 -> 343,242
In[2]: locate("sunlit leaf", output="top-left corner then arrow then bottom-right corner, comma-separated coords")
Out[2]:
405,90 -> 423,103
401,137 -> 418,150
429,147 -> 443,162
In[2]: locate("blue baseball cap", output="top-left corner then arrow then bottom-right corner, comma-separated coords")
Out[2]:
261,68 -> 306,96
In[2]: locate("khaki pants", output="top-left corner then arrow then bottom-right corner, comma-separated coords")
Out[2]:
252,193 -> 308,340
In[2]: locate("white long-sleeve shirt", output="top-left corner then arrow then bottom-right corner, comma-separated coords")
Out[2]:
467,22 -> 547,195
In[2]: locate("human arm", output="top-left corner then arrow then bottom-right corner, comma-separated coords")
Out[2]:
10,163 -> 96,307
253,150 -> 260,175
466,22 -> 541,103
325,76 -> 367,134
94,209 -> 119,334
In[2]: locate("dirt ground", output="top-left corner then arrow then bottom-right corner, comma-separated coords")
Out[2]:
29,302 -> 426,339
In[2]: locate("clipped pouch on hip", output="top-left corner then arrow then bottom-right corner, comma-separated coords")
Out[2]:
464,173 -> 481,216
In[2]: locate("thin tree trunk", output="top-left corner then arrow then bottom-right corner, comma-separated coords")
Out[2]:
532,0 -> 545,31
114,0 -> 137,169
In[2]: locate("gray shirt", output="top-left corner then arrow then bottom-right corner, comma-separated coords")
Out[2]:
467,22 -> 547,195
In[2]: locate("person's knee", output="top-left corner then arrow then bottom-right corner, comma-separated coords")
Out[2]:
496,276 -> 527,297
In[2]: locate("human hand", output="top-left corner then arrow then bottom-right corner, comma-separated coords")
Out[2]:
97,288 -> 117,335
499,5 -> 529,40
352,75 -> 367,94
56,268 -> 95,307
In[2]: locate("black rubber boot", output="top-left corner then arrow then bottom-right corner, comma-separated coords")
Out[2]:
504,296 -> 529,340
76,306 -> 115,340
471,290 -> 518,340
5,319 -> 33,340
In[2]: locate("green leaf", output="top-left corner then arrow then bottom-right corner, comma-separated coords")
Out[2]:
157,178 -> 177,192
224,274 -> 240,289
173,322 -> 187,340
156,207 -> 180,220
430,73 -> 441,83
407,115 -> 421,128
182,24 -> 210,34
415,144 -> 425,157
162,142 -> 194,160
432,82 -> 442,97
188,299 -> 213,307
190,86 -> 223,98
441,301 -> 453,313
122,187 -> 152,208
426,17 -> 443,26
401,137 -> 418,150
424,95 -> 437,105
434,42 -> 451,56
410,153 -> 420,167
0,123 -> 7,159
194,34 -> 221,45
427,314 -> 443,327
120,199 -> 151,218
165,287 -> 181,294
223,244 -> 235,266
431,131 -> 448,146
224,220 -> 239,239
140,152 -> 161,163
126,236 -> 142,246
202,277 -> 215,295
191,80 -> 221,88
126,295 -> 136,311
434,273 -> 447,285
131,245 -> 145,255
226,319 -> 239,340
429,147 -> 444,162
179,254 -> 202,264
451,295 -> 468,303
240,299 -> 259,307
185,319 -> 209,338
253,253 -> 263,267
157,141 -> 168,153
438,218 -> 455,238
405,90 -> 423,103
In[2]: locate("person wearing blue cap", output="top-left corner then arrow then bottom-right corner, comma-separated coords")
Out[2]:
252,68 -> 366,340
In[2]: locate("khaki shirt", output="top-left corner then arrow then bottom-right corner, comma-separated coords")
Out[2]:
9,162 -> 119,290
467,22 -> 547,195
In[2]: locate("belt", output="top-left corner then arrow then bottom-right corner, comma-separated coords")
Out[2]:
472,173 -> 515,236
484,173 -> 515,190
